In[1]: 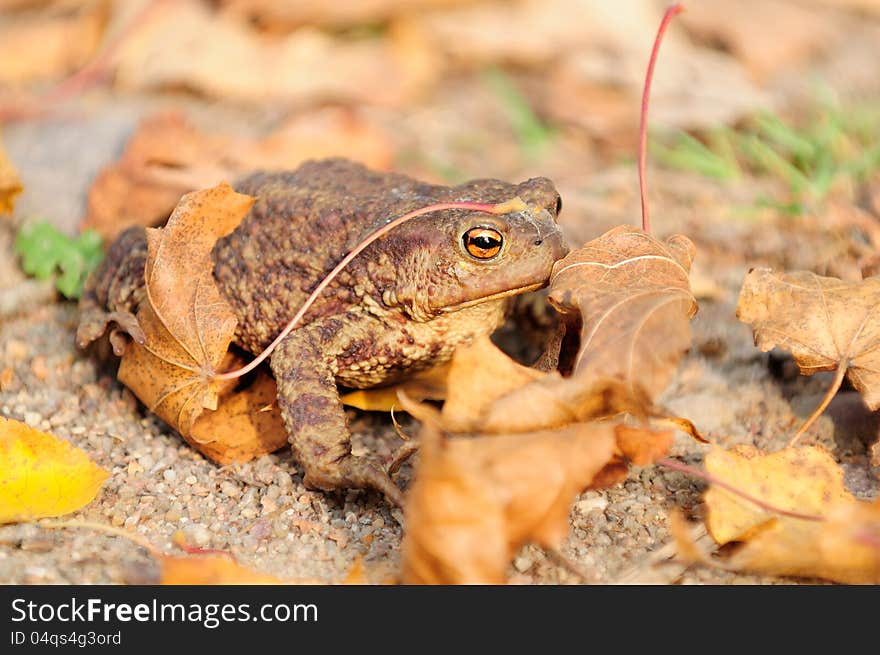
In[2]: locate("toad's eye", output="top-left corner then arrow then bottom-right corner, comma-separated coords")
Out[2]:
555,195 -> 563,215
463,227 -> 503,260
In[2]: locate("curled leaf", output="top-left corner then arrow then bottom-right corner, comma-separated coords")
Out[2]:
117,183 -> 253,437
401,419 -> 618,584
704,445 -> 880,584
737,268 -> 880,410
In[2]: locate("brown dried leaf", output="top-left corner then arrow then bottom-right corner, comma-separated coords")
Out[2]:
82,109 -> 392,241
438,336 -> 649,434
0,1 -> 107,85
548,225 -> 697,401
704,445 -> 880,584
401,420 -> 614,584
117,183 -> 252,438
401,417 -> 672,584
187,370 -> 288,465
114,0 -> 418,107
737,268 -> 880,410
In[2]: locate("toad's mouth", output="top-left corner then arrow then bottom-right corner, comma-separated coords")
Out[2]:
437,281 -> 546,313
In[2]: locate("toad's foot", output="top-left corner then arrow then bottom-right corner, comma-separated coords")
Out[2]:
305,455 -> 404,507
271,327 -> 405,506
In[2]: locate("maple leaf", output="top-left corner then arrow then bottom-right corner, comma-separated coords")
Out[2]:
114,183 -> 287,464
737,268 -> 880,443
704,445 -> 880,584
117,183 -> 250,436
0,417 -> 108,523
548,225 -> 698,401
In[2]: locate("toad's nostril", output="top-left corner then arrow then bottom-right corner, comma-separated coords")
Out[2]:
534,239 -> 543,246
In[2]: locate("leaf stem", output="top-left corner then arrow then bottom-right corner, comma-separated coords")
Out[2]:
212,198 -> 525,381
639,4 -> 684,234
788,359 -> 848,448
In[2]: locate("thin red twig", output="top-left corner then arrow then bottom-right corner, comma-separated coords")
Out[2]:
639,4 -> 684,234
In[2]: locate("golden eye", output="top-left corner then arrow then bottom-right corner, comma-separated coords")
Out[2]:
464,227 -> 503,259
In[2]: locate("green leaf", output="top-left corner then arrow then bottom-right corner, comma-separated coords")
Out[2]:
14,221 -> 104,299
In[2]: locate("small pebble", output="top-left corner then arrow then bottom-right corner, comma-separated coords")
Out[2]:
183,524 -> 211,547
514,555 -> 534,573
163,469 -> 177,482
575,496 -> 608,514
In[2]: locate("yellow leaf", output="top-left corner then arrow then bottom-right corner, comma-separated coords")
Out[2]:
0,417 -> 108,523
340,363 -> 450,411
705,445 -> 850,544
704,445 -> 880,584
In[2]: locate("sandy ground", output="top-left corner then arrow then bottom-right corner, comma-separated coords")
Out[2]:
1,83 -> 879,585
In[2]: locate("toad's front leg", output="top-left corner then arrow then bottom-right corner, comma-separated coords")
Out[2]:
269,325 -> 404,506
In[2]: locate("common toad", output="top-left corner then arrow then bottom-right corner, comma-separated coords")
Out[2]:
79,158 -> 567,504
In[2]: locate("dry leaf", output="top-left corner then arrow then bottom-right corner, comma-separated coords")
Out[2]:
117,183 -> 250,437
187,370 -> 288,465
705,445 -> 850,544
401,419 -> 618,584
402,417 -> 672,584
737,268 -> 880,410
704,445 -> 880,584
114,183 -> 289,463
340,363 -> 450,412
549,225 -> 698,401
114,0 -> 417,107
667,508 -> 711,566
0,1 -> 107,85
82,108 -> 392,241
434,336 -> 649,434
0,133 -> 23,215
0,417 -> 108,523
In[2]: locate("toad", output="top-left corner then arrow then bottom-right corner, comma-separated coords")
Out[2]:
78,158 -> 567,505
